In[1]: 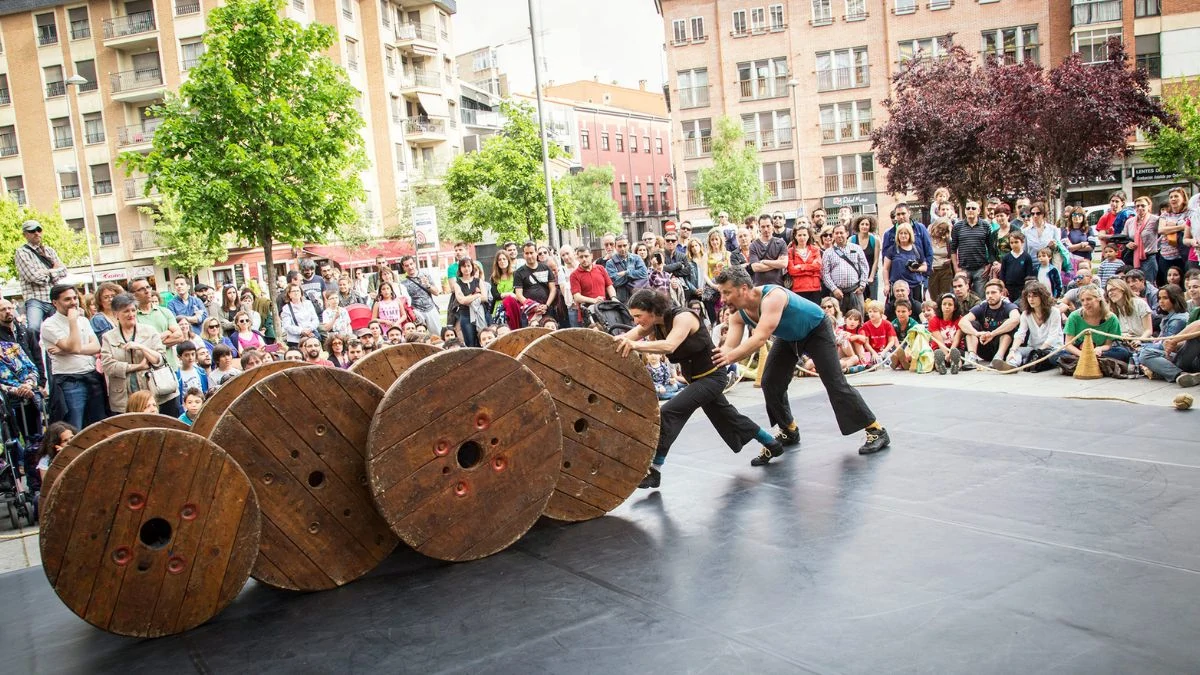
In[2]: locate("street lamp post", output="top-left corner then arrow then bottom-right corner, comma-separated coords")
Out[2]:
527,0 -> 559,250
62,73 -> 98,290
787,79 -> 806,218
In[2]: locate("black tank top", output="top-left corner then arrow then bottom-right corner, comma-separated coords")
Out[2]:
654,307 -> 715,381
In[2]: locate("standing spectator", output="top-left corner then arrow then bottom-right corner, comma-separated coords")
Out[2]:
199,318 -> 237,358
195,285 -> 223,332
100,292 -> 180,417
1096,244 -> 1125,289
676,222 -> 695,257
490,250 -> 521,330
209,344 -> 241,386
237,288 -> 263,331
174,343 -> 209,399
1034,246 -> 1063,298
605,236 -> 647,303
230,310 -> 266,354
716,211 -> 737,252
1157,187 -> 1191,287
881,204 -> 934,278
178,389 -> 204,426
42,284 -> 106,428
14,220 -> 68,336
451,257 -> 486,347
1063,207 -> 1099,267
168,277 -> 207,328
731,228 -> 753,271
990,204 -> 1020,258
821,223 -> 870,317
569,246 -> 616,326
89,282 -> 122,340
557,246 -> 580,327
950,200 -> 997,295
372,281 -> 411,330
748,214 -> 788,287
337,274 -> 367,308
770,212 -> 791,243
216,285 -> 240,336
1095,191 -> 1135,246
0,298 -> 45,387
400,256 -> 443,335
998,231 -> 1036,301
927,218 -> 954,299
850,215 -> 880,301
318,261 -> 339,294
320,290 -> 352,337
958,279 -> 1020,368
280,284 -> 320,349
786,224 -> 822,304
131,278 -> 185,371
702,230 -> 731,322
1022,202 -> 1061,261
883,222 -> 928,304
297,259 -> 325,309
514,242 -> 559,315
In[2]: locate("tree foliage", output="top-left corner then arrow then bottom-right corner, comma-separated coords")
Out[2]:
0,198 -> 91,280
388,182 -> 452,242
872,39 -> 1173,204
562,166 -> 622,238
121,0 -> 367,295
1144,80 -> 1200,184
695,117 -> 767,221
140,197 -> 228,277
444,101 -> 574,243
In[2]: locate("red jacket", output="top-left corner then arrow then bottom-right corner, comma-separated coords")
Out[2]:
787,244 -> 822,293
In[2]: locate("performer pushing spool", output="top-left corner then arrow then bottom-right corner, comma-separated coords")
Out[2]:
711,266 -> 891,463
614,289 -> 784,488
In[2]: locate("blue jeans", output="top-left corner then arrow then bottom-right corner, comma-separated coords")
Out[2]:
1138,256 -> 1157,287
24,299 -> 53,338
54,373 -> 106,430
457,315 -> 479,347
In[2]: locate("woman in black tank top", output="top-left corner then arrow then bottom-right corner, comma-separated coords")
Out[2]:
614,291 -> 780,488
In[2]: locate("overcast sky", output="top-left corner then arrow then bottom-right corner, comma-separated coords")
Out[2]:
453,0 -> 666,94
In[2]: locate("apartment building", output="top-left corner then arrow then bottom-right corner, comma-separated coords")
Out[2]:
0,0 -> 461,290
456,45 -> 508,97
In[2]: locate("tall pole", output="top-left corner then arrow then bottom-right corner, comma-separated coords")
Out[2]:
65,74 -> 98,290
528,0 -> 559,249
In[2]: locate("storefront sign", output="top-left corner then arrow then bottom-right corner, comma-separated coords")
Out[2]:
822,194 -> 876,209
1133,166 -> 1179,182
412,206 -> 438,251
131,265 -> 155,278
1067,170 -> 1121,186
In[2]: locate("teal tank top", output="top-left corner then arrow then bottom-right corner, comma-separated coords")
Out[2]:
738,284 -> 826,341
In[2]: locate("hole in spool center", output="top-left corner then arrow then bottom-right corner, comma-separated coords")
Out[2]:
308,471 -> 326,488
457,441 -> 483,470
573,418 -> 589,434
138,518 -> 173,550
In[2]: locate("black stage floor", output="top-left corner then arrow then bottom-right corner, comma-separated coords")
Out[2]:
5,386 -> 1200,674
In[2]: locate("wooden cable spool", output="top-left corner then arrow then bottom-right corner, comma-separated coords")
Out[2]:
516,328 -> 659,522
39,428 -> 260,638
1074,333 -> 1102,380
366,348 -> 561,561
486,326 -> 552,358
189,360 -> 304,438
208,366 -> 398,591
42,413 -> 190,496
348,342 -> 441,391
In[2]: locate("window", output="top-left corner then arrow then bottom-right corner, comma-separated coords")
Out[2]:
690,16 -> 706,41
98,214 -> 120,247
822,154 -> 875,194
36,13 -> 58,46
1072,0 -> 1121,27
66,218 -> 84,233
601,132 -> 610,151
981,26 -> 1040,65
616,134 -> 624,152
381,0 -> 391,26
751,7 -> 766,32
52,117 -> 74,149
812,0 -> 833,25
819,100 -> 872,142
770,4 -> 785,30
846,0 -> 866,20
737,57 -> 789,101
68,6 -> 90,40
84,112 -> 105,144
1074,28 -> 1122,63
0,126 -> 17,157
643,136 -> 650,153
385,46 -> 396,75
682,119 -> 712,158
91,163 -> 113,195
742,110 -> 793,151
581,129 -> 590,149
181,40 -> 206,70
439,12 -> 449,39
342,0 -> 353,20
292,0 -> 304,9
672,19 -> 688,45
76,60 -> 99,91
6,176 -> 26,205
629,135 -> 637,153
0,74 -> 9,106
619,182 -> 629,213
895,0 -> 917,14
175,0 -> 201,15
44,65 -> 65,98
899,36 -> 950,62
732,10 -> 748,36
677,68 -> 709,109
633,183 -> 642,213
655,137 -> 663,154
345,38 -> 358,71
816,47 -> 869,91
762,161 -> 797,201
929,0 -> 951,9
1135,34 -> 1161,78
60,171 -> 81,200
1135,0 -> 1160,17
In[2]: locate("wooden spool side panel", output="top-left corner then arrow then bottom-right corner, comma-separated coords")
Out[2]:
43,413 -> 189,495
190,360 -> 303,438
486,326 -> 551,358
348,342 -> 441,391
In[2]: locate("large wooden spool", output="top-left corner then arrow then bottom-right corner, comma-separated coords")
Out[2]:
189,360 -> 303,438
516,328 -> 659,522
486,326 -> 551,358
39,428 -> 260,638
42,413 -> 190,496
366,349 -> 561,561
208,366 -> 397,591
348,342 -> 441,391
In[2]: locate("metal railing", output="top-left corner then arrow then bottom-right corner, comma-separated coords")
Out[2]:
53,133 -> 74,149
111,67 -> 164,93
620,198 -> 630,214
46,81 -> 66,98
765,179 -> 797,201
739,76 -> 789,100
678,86 -> 709,109
37,25 -> 58,46
0,143 -> 18,157
745,128 -> 793,150
103,11 -> 156,40
70,20 -> 91,40
820,119 -> 872,143
117,121 -> 161,146
817,66 -> 869,92
93,180 -> 113,195
823,171 -> 875,194
60,185 -> 81,200
124,176 -> 158,200
686,189 -> 704,208
460,108 -> 502,127
86,129 -> 106,144
175,0 -> 201,15
131,229 -> 159,251
1072,0 -> 1121,26
0,88 -> 10,106
405,118 -> 446,135
415,163 -> 448,179
100,231 -> 120,247
683,135 -> 712,159
79,78 -> 99,93
401,71 -> 443,88
395,22 -> 437,42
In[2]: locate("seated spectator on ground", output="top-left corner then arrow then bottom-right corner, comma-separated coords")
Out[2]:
862,300 -> 898,361
385,325 -> 404,345
890,300 -> 919,371
175,343 -> 209,399
920,299 -> 938,326
299,336 -> 334,366
1106,278 -> 1153,343
35,421 -> 76,488
842,308 -> 872,372
210,344 -> 242,387
645,353 -> 684,400
1096,244 -> 1124,289
1059,286 -> 1131,376
325,334 -> 350,368
283,348 -> 304,362
478,327 -> 497,348
178,388 -> 205,426
1140,284 -> 1192,382
951,272 -> 981,314
959,279 -> 1020,368
1000,282 -> 1063,371
358,328 -> 380,352
928,293 -> 965,374
240,348 -> 266,369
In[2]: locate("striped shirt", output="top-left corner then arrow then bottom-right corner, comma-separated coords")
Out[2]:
950,219 -> 995,271
820,243 -> 869,291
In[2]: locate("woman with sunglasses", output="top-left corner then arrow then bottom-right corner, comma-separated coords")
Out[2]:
1021,202 -> 1060,259
281,283 -> 320,349
231,310 -> 265,355
200,316 -> 238,359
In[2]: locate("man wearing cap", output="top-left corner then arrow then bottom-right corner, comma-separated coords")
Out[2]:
14,220 -> 69,336
718,211 -> 738,252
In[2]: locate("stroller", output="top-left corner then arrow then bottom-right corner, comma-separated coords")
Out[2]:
586,300 -> 635,335
0,393 -> 39,530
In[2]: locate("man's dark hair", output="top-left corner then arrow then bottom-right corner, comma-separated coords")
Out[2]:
130,277 -> 150,289
758,214 -> 771,223
1124,269 -> 1145,282
175,342 -> 197,357
894,299 -> 912,311
984,279 -> 1005,293
523,241 -> 536,249
713,265 -> 753,288
627,289 -> 671,315
50,284 -> 75,302
110,293 -> 136,312
399,255 -> 415,269
286,270 -> 301,282
503,241 -> 518,249
173,275 -> 190,284
213,344 -> 233,360
574,245 -> 589,255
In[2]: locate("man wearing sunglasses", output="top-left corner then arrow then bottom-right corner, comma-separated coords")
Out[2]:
132,278 -> 185,369
14,220 -> 69,336
950,200 -> 998,296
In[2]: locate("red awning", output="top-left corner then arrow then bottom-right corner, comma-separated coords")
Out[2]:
303,240 -> 416,267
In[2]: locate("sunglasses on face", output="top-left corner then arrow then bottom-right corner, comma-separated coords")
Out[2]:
237,318 -> 249,324
1030,211 -> 1042,215
966,206 -> 979,211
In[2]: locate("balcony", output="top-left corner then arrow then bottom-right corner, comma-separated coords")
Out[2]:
37,25 -> 58,47
102,11 -> 158,50
124,176 -> 159,204
175,0 -> 201,15
70,20 -> 91,40
394,22 -> 438,54
0,143 -> 17,157
765,179 -> 797,201
745,128 -> 793,151
413,163 -> 448,182
820,120 -> 872,143
46,81 -> 66,98
399,71 -> 444,96
683,136 -> 712,159
620,198 -> 630,214
461,108 -> 502,128
677,86 -> 710,109
404,117 -> 447,143
110,67 -> 165,102
1072,0 -> 1121,26
686,189 -> 704,208
130,229 -> 159,252
117,121 -> 162,149
817,67 -> 869,92
739,76 -> 789,101
60,184 -> 81,200
823,171 -> 875,194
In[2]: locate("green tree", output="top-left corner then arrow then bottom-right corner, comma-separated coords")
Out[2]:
121,0 -> 367,298
388,182 -> 452,242
695,117 -> 767,222
0,198 -> 91,280
444,101 -> 574,243
1145,81 -> 1200,184
139,197 -> 228,278
562,166 -> 622,239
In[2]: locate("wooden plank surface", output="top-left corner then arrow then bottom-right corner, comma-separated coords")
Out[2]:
348,342 -> 441,391
486,326 -> 551,358
189,360 -> 303,438
42,413 -> 189,496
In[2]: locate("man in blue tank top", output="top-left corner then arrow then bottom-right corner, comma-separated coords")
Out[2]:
712,266 -> 890,462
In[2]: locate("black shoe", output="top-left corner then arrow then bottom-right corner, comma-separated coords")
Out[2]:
638,467 -> 661,489
773,426 -> 800,446
751,440 -> 785,466
858,428 -> 890,455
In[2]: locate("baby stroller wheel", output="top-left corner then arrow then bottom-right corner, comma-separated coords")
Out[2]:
7,502 -> 18,530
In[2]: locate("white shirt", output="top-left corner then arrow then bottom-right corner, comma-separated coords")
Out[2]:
179,366 -> 203,393
40,312 -> 99,375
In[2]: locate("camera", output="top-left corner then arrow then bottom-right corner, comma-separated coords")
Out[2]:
905,260 -> 922,272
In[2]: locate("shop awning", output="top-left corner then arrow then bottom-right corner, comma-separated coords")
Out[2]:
303,240 -> 416,268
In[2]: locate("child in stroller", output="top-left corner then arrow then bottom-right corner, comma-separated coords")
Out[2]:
586,300 -> 635,335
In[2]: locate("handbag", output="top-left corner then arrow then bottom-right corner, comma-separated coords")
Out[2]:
146,362 -> 178,398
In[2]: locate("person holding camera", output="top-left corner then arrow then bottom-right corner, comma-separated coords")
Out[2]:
883,222 -> 928,307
